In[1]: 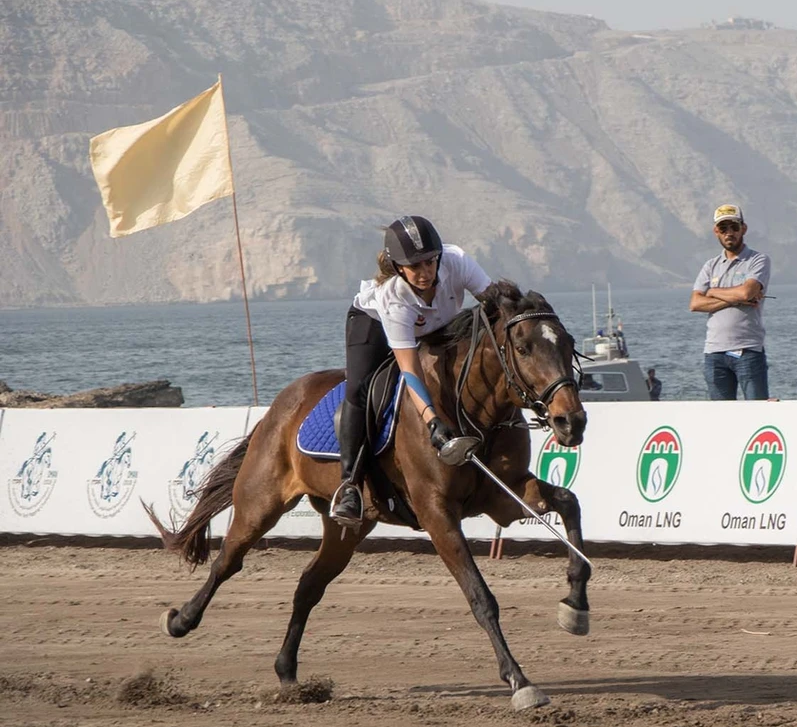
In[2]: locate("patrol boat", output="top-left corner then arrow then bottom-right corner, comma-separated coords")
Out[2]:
578,285 -> 650,402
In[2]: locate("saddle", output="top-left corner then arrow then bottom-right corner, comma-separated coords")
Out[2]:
296,358 -> 421,530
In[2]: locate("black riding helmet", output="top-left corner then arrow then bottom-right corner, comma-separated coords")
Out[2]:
384,215 -> 443,267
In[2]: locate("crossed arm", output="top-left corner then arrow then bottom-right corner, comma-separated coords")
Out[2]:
689,279 -> 763,313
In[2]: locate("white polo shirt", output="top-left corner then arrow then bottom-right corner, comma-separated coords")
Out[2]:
353,244 -> 491,349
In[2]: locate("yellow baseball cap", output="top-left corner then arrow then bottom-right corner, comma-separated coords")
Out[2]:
713,204 -> 744,224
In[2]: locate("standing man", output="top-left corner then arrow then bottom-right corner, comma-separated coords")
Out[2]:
690,204 -> 771,400
646,368 -> 662,401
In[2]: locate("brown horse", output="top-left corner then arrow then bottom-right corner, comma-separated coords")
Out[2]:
146,280 -> 590,711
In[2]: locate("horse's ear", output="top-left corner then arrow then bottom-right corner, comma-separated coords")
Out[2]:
525,289 -> 553,313
498,294 -> 516,313
499,284 -> 524,314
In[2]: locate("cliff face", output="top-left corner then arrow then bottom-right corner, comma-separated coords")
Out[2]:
3,0 -> 797,307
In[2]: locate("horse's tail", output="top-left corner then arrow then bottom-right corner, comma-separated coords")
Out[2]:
142,433 -> 253,569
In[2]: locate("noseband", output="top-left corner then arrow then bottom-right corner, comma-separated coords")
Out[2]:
454,306 -> 579,435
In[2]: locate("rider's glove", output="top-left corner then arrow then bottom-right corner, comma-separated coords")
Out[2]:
427,417 -> 456,451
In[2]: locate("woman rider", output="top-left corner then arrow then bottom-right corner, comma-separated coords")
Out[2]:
331,215 -> 492,527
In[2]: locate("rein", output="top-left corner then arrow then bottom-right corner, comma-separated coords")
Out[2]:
454,305 -> 580,441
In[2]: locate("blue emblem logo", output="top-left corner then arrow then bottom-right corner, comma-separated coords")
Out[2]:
87,431 -> 138,517
168,432 -> 217,520
8,432 -> 58,516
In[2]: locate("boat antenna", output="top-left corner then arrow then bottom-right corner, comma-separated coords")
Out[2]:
606,283 -> 614,336
591,283 -> 597,337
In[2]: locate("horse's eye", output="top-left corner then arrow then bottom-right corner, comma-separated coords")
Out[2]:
515,345 -> 528,356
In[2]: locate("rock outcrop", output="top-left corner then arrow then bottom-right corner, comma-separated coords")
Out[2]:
0,380 -> 184,409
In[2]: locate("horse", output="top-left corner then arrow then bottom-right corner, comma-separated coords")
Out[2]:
145,280 -> 590,711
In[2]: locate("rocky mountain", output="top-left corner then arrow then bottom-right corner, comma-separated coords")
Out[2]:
2,0 -> 797,308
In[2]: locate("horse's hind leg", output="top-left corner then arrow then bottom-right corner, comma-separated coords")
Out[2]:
422,511 -> 549,711
161,491 -> 287,639
274,513 -> 376,685
536,479 -> 591,636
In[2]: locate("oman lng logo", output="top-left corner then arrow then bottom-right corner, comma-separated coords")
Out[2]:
536,433 -> 580,489
637,427 -> 682,503
739,426 -> 786,504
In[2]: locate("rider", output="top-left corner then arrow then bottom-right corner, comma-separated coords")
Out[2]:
331,215 -> 493,527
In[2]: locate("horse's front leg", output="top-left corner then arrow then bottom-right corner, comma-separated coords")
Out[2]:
485,473 -> 590,636
524,475 -> 591,633
534,477 -> 591,635
421,508 -> 550,711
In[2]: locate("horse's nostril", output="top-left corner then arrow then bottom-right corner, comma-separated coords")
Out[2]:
553,416 -> 571,432
570,412 -> 587,437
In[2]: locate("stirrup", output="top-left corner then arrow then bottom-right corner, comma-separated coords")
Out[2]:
330,483 -> 363,528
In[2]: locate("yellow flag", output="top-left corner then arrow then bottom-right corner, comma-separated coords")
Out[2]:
90,81 -> 234,237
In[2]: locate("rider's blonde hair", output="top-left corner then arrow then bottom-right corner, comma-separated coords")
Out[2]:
375,249 -> 398,286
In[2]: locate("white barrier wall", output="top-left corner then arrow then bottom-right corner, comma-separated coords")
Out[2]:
1,402 -> 795,546
0,408 -> 251,536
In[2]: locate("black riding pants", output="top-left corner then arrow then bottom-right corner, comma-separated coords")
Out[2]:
344,306 -> 391,407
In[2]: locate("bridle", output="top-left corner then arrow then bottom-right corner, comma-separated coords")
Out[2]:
454,305 -> 582,439
502,310 -> 581,415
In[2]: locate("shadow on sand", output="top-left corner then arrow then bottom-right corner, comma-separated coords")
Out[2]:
408,673 -> 797,705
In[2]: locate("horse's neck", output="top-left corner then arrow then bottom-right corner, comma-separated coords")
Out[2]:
451,330 -> 516,429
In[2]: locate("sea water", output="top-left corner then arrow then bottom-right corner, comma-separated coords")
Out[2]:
2,285 -> 796,406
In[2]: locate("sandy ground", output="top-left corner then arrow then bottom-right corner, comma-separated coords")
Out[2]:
2,537 -> 797,727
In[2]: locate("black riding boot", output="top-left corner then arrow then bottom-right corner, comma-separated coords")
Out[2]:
331,400 -> 368,527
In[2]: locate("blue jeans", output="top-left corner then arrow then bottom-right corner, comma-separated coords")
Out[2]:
703,350 -> 769,400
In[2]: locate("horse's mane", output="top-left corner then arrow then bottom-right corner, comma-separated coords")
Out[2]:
419,280 -> 554,349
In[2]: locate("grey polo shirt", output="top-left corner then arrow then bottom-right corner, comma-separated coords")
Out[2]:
693,245 -> 771,354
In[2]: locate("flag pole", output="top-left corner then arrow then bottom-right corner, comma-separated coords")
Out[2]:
218,74 -> 259,406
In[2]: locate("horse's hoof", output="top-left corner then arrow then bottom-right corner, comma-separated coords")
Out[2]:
159,608 -> 180,637
557,601 -> 590,636
511,685 -> 550,711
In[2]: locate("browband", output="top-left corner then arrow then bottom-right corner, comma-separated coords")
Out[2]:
505,311 -> 559,329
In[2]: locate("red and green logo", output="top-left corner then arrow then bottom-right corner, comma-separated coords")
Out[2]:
637,426 -> 682,503
536,433 -> 580,489
739,426 -> 787,504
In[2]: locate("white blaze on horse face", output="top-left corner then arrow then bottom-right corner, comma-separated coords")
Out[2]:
541,324 -> 558,345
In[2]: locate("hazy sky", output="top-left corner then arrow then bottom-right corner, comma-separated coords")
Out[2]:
498,1 -> 797,31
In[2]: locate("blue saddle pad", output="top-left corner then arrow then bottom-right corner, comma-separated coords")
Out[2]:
296,379 -> 403,459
